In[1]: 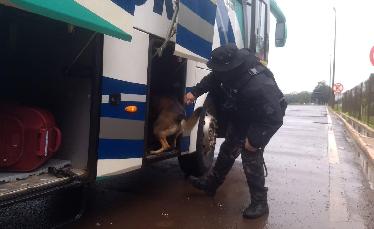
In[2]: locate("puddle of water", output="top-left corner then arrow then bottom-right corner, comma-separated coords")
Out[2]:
314,122 -> 329,124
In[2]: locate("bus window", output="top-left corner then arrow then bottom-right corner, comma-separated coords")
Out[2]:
255,0 -> 268,61
243,0 -> 252,49
231,0 -> 245,47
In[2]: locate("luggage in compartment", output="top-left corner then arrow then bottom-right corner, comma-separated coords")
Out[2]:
0,105 -> 62,172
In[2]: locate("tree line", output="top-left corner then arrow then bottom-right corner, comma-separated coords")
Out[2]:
284,81 -> 332,105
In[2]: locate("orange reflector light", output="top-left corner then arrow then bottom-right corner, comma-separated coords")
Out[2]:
125,105 -> 138,113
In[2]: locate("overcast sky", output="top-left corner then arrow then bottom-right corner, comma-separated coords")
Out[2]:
268,0 -> 374,94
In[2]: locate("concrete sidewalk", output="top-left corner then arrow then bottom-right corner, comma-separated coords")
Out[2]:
331,109 -> 374,189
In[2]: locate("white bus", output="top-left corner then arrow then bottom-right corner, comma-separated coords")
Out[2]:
0,0 -> 286,206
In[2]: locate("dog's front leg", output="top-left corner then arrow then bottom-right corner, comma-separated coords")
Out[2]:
162,137 -> 171,149
150,136 -> 169,154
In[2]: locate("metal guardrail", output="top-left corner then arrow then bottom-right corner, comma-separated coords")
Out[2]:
336,74 -> 374,128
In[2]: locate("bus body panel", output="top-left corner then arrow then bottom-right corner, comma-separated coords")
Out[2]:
96,0 -> 273,178
133,0 -> 175,41
98,30 -> 149,177
0,0 -> 285,206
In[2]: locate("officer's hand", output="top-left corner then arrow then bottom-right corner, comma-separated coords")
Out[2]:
184,92 -> 196,105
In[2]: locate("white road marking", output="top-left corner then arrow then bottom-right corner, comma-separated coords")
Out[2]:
327,109 -> 340,164
325,108 -> 365,227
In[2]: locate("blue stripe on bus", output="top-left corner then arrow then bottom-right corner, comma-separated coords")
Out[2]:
102,76 -> 147,95
98,139 -> 144,159
180,136 -> 190,152
101,101 -> 146,120
111,0 -> 136,15
217,0 -> 236,45
176,24 -> 212,60
180,0 -> 217,25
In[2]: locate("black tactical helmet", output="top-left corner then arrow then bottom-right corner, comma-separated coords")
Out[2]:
207,43 -> 254,72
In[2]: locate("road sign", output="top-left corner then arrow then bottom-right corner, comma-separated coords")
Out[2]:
370,46 -> 374,66
333,83 -> 344,93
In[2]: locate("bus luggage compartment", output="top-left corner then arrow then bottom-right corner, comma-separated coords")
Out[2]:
0,5 -> 101,204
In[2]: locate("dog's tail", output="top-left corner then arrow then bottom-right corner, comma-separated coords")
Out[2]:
182,107 -> 203,132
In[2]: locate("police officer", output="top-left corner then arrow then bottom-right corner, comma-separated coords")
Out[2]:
184,44 -> 286,219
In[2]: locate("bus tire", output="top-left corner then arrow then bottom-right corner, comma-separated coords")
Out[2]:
178,106 -> 217,177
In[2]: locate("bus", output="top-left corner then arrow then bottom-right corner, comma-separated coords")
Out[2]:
0,0 -> 286,207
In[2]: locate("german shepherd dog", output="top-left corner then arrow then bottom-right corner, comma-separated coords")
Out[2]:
150,97 -> 203,154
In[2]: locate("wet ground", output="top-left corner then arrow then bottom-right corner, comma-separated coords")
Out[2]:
1,105 -> 373,228
68,105 -> 374,229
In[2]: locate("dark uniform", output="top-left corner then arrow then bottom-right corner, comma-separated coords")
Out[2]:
188,44 -> 286,219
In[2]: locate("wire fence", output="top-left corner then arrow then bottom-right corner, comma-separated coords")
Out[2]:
336,74 -> 374,128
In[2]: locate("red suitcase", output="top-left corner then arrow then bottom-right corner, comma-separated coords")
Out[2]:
0,105 -> 62,172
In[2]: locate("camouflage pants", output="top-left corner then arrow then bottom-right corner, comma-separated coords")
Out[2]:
207,124 -> 268,203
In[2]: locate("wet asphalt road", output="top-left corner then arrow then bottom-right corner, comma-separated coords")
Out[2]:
67,105 -> 374,229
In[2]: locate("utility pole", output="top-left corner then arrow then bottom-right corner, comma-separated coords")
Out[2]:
331,7 -> 337,108
329,55 -> 332,99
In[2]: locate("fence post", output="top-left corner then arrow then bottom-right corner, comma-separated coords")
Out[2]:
369,74 -> 374,126
341,74 -> 373,127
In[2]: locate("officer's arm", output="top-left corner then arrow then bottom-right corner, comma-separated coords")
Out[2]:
190,72 -> 216,98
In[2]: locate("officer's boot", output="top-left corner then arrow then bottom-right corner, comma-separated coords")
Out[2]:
241,149 -> 269,219
189,139 -> 242,196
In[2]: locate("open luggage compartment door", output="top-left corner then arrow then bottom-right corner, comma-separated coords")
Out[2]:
0,5 -> 102,206
0,0 -> 134,41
